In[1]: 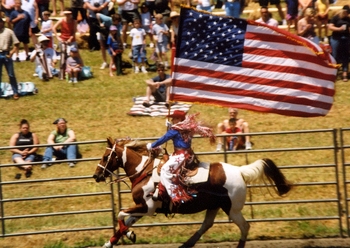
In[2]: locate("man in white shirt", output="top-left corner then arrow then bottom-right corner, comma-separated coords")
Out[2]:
256,6 -> 279,27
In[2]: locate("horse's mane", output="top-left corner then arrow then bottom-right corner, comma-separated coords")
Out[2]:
116,139 -> 149,156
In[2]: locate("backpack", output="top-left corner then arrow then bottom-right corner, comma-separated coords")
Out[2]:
0,82 -> 38,97
80,66 -> 93,79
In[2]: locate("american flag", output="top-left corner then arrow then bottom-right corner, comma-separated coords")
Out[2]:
170,7 -> 338,117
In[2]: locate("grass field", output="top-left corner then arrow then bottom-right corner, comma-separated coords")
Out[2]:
1,1 -> 350,248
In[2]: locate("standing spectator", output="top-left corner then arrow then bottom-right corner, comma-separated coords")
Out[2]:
299,0 -> 314,18
107,25 -> 123,76
2,0 -> 16,28
224,0 -> 245,18
42,118 -> 78,168
30,35 -> 58,80
216,108 -> 252,151
152,13 -> 169,68
315,0 -> 329,42
21,0 -> 40,45
40,10 -> 53,47
10,0 -> 31,62
170,10 -> 179,47
0,17 -> 20,100
297,7 -> 319,44
117,0 -> 140,49
84,0 -> 110,51
285,0 -> 298,33
142,63 -> 172,108
9,119 -> 40,178
140,2 -> 154,48
51,0 -> 64,16
66,46 -> 82,83
36,0 -> 50,20
96,13 -> 121,69
130,18 -> 147,74
258,0 -> 285,24
153,0 -> 172,28
255,6 -> 279,27
328,5 -> 350,82
197,0 -> 212,12
71,0 -> 87,22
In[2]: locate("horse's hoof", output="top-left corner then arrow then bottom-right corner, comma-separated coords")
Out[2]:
102,241 -> 112,248
126,230 -> 136,243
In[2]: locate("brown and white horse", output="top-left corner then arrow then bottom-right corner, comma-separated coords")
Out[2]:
93,138 -> 292,248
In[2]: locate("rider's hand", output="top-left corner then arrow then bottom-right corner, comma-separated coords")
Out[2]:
146,143 -> 152,151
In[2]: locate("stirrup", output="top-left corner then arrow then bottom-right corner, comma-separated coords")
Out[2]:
126,230 -> 136,243
152,186 -> 159,201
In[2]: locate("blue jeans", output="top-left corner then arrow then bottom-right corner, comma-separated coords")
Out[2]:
0,52 -> 18,95
36,66 -> 59,79
43,145 -> 77,162
331,36 -> 350,73
225,2 -> 241,18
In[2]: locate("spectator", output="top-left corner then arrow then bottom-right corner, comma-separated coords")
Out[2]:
42,118 -> 78,168
84,0 -> 110,51
297,7 -> 319,44
130,18 -> 147,74
0,18 -> 20,100
71,0 -> 86,22
328,5 -> 350,82
224,118 -> 244,151
197,0 -> 212,13
170,10 -> 179,47
40,10 -> 53,47
9,119 -> 39,178
224,0 -> 245,18
107,25 -> 123,76
255,6 -> 279,27
117,0 -> 141,49
30,35 -> 58,80
10,0 -> 31,62
2,0 -> 16,28
153,0 -> 172,28
315,0 -> 329,42
299,0 -> 315,18
216,108 -> 252,151
140,2 -> 154,48
36,0 -> 50,20
96,13 -> 122,70
142,63 -> 172,108
258,0 -> 285,24
285,0 -> 298,33
51,0 -> 64,16
21,0 -> 40,45
152,13 -> 169,68
66,46 -> 82,83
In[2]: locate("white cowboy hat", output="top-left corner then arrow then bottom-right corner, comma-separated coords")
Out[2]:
38,35 -> 50,43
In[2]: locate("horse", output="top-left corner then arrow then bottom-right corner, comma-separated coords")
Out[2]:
93,137 -> 292,248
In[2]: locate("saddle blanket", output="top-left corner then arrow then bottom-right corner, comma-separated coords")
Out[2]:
1,82 -> 38,98
127,96 -> 192,117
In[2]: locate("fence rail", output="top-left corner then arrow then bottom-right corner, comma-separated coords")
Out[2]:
0,129 -> 350,242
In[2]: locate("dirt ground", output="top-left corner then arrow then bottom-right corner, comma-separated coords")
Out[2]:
91,238 -> 350,248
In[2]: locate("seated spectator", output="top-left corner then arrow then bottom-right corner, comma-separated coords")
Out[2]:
10,0 -> 31,61
255,6 -> 279,28
42,118 -> 77,168
216,108 -> 252,151
30,35 -> 58,80
65,46 -> 83,83
9,119 -> 40,178
40,10 -> 54,48
224,118 -> 244,151
142,63 -> 172,108
298,8 -> 319,44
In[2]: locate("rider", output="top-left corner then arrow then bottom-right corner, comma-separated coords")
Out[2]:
146,110 -> 215,205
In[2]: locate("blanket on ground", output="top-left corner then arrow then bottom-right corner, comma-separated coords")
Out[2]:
127,96 -> 192,117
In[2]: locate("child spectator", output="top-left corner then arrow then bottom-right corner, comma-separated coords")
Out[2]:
66,46 -> 82,83
40,10 -> 54,47
10,0 -> 31,61
225,118 -> 244,151
315,0 -> 330,42
285,0 -> 298,33
30,35 -> 58,80
140,3 -> 154,48
107,25 -> 123,76
129,18 -> 147,74
152,13 -> 169,68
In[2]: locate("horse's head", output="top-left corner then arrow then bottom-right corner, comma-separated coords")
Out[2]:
93,137 -> 124,182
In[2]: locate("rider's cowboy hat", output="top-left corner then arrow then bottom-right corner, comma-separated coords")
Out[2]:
166,110 -> 186,121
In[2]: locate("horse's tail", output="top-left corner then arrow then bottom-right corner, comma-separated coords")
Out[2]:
239,158 -> 292,196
